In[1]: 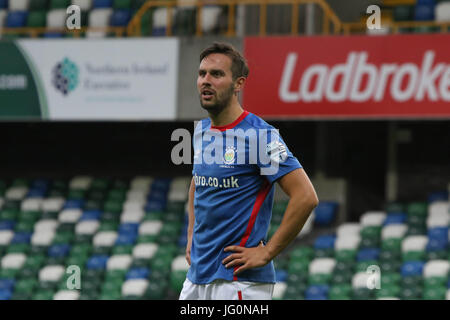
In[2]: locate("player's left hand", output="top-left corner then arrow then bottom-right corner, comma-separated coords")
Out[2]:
222,242 -> 271,276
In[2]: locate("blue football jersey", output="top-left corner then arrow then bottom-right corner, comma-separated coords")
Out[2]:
187,111 -> 302,284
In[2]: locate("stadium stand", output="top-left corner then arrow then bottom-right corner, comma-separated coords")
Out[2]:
0,175 -> 448,300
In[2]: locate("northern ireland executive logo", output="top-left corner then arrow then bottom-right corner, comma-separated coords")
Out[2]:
52,57 -> 79,95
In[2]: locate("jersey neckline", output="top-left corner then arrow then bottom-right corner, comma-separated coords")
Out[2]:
210,110 -> 249,131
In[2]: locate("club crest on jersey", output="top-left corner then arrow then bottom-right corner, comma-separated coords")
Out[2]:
266,140 -> 288,163
223,146 -> 237,165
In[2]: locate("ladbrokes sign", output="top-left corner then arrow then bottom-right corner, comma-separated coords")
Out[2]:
244,34 -> 450,118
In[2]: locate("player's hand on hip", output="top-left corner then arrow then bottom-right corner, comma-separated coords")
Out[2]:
222,242 -> 270,276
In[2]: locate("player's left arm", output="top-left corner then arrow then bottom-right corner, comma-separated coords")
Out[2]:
223,168 -> 318,276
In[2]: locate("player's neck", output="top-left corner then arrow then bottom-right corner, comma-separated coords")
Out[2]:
209,101 -> 244,128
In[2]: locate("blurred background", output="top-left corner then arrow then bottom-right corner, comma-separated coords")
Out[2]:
0,0 -> 449,300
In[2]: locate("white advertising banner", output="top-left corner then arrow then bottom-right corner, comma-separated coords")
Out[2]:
16,38 -> 179,120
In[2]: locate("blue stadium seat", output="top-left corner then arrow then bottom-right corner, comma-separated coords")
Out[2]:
178,233 -> 187,248
11,232 -> 32,244
63,199 -> 84,209
86,255 -> 109,270
383,213 -> 407,225
0,279 -> 15,291
426,238 -> 447,251
31,179 -> 50,189
126,267 -> 150,280
6,11 -> 28,28
417,0 -> 436,5
313,202 -> 338,226
93,0 -> 113,8
115,233 -> 137,245
48,244 -> 71,258
0,221 -> 15,230
0,289 -> 12,300
110,9 -> 131,26
427,227 -> 448,242
152,178 -> 171,192
118,223 -> 139,235
26,188 -> 47,198
357,248 -> 380,262
401,261 -> 425,277
145,200 -> 166,212
314,235 -> 336,250
152,27 -> 167,37
305,285 -> 329,300
427,191 -> 448,203
80,210 -> 102,221
43,33 -> 64,38
148,189 -> 168,202
0,0 -> 7,9
415,4 -> 435,20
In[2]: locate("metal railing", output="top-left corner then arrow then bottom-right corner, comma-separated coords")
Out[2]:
0,0 -> 449,38
126,0 -> 342,37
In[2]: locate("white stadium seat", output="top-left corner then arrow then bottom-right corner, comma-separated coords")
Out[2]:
1,253 -> 27,269
360,211 -> 386,226
9,0 -> 29,11
122,279 -> 149,297
171,255 -> 189,272
75,220 -> 99,235
0,231 -> 14,246
107,254 -> 132,270
201,5 -> 222,33
93,231 -> 118,247
120,209 -> 144,223
39,265 -> 65,282
34,219 -> 59,233
132,243 -> 158,260
272,282 -> 287,299
58,209 -> 83,223
5,186 -> 28,200
53,290 -> 80,300
46,9 -> 67,28
138,221 -> 163,235
401,235 -> 428,253
334,234 -> 361,251
308,258 -> 336,275
69,176 -> 92,190
31,231 -> 55,246
336,223 -> 361,238
42,197 -> 65,212
130,176 -> 153,191
352,272 -> 372,289
435,1 -> 450,22
72,0 -> 92,12
423,260 -> 450,278
21,198 -> 43,211
381,224 -> 408,240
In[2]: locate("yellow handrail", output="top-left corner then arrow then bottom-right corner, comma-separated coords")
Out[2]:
126,0 -> 342,37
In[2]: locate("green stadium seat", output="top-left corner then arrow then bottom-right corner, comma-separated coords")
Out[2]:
114,0 -> 131,9
329,284 -> 351,300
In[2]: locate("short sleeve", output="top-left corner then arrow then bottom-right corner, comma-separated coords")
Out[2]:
257,127 -> 302,184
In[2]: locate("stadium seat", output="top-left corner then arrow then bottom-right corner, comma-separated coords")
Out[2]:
273,282 -> 287,300
110,9 -> 131,26
132,243 -> 158,260
314,235 -> 336,250
93,231 -> 118,247
415,3 -> 436,20
401,261 -> 425,277
39,265 -> 65,282
9,0 -> 29,11
360,211 -> 386,226
58,209 -> 82,223
201,5 -> 222,33
0,231 -> 14,246
53,290 -> 80,300
313,202 -> 338,226
122,278 -> 148,297
1,253 -> 26,269
93,0 -> 112,8
0,0 -> 7,9
72,0 -> 93,11
5,186 -> 28,200
305,284 -> 329,300
435,1 -> 450,21
336,223 -> 361,238
381,224 -> 408,239
106,254 -> 132,270
75,220 -> 99,235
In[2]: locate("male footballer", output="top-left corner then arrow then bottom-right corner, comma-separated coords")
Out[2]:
179,42 -> 318,300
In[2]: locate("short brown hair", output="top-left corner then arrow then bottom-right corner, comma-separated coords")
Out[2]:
199,42 -> 249,80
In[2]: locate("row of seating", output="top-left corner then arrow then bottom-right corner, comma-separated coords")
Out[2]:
0,0 -> 224,38
273,196 -> 450,300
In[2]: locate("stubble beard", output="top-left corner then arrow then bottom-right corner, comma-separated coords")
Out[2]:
199,83 -> 235,117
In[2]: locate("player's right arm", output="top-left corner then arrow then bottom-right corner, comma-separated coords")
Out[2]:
185,177 -> 195,265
